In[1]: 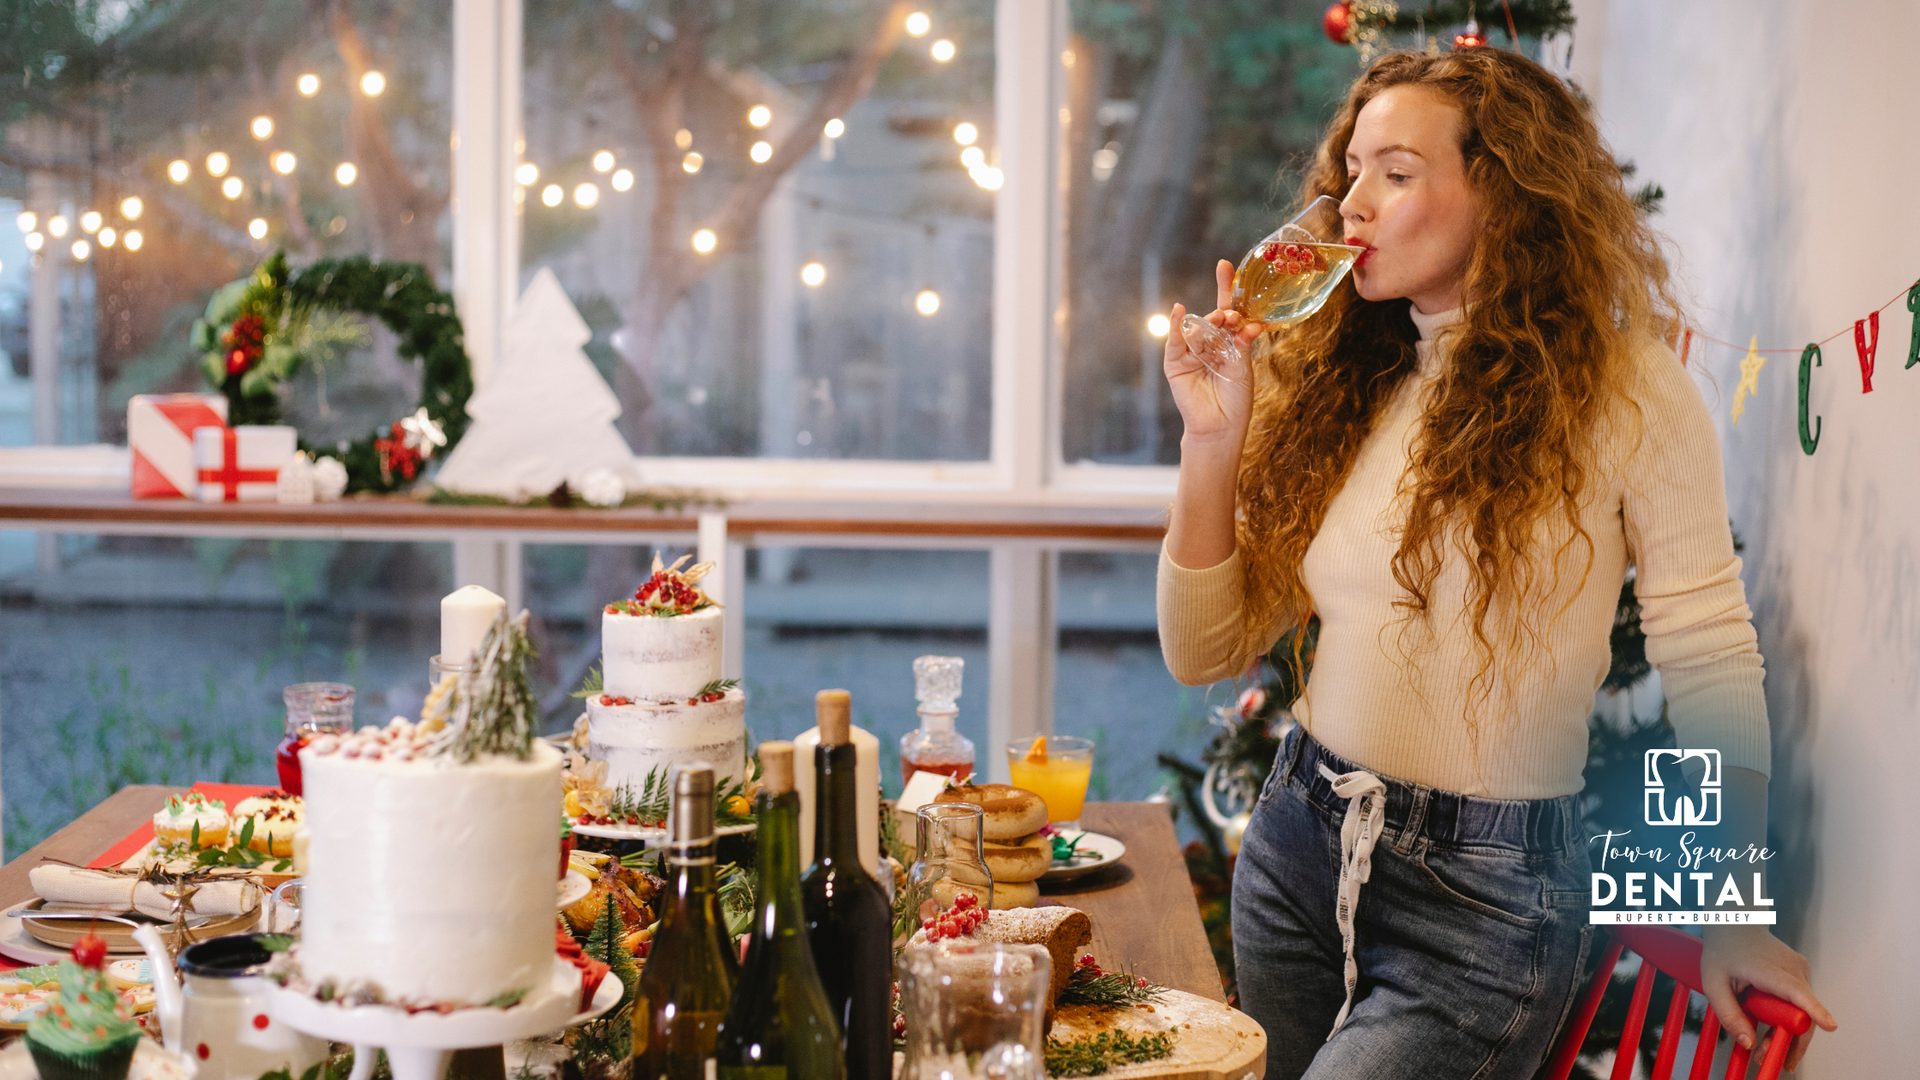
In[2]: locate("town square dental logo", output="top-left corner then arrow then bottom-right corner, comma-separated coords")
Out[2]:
1587,749 -> 1776,925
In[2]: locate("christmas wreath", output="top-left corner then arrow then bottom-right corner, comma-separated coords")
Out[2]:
191,251 -> 473,493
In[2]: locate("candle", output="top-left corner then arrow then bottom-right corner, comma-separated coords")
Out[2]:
441,585 -> 506,667
794,717 -> 882,878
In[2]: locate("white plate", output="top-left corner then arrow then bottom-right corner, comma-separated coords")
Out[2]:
569,821 -> 756,843
0,1035 -> 198,1080
557,870 -> 591,911
1041,830 -> 1126,881
568,971 -> 623,1027
0,917 -> 95,966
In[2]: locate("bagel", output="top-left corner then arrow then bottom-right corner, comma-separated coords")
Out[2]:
982,833 -> 1052,883
932,876 -> 1040,911
932,783 -> 1048,841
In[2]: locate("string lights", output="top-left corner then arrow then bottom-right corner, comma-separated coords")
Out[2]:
273,152 -> 297,174
335,162 -> 357,186
251,116 -> 274,139
360,71 -> 386,96
168,160 -> 190,183
931,39 -> 956,62
206,152 -> 230,176
691,228 -> 717,254
298,73 -> 320,96
120,197 -> 142,220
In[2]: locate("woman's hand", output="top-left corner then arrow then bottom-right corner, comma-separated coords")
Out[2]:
1164,260 -> 1264,445
1699,925 -> 1837,1072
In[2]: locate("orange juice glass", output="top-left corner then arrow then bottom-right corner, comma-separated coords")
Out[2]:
1005,735 -> 1095,828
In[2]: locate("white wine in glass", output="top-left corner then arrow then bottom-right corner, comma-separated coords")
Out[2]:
1179,195 -> 1363,381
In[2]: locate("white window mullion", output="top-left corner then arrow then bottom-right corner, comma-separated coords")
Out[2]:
992,0 -> 1066,495
452,0 -> 522,388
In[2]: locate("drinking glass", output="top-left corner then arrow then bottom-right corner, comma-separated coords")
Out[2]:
1179,194 -> 1364,382
905,804 -> 994,935
900,941 -> 1051,1080
275,683 -> 354,795
1005,735 -> 1094,831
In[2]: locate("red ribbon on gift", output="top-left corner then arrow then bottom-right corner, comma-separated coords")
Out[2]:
196,427 -> 279,500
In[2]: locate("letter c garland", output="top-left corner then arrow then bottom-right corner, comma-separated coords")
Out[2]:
192,251 -> 472,494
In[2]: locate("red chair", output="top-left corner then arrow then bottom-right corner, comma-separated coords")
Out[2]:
1541,925 -> 1811,1080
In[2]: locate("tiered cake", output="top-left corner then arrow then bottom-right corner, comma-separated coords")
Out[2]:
297,614 -> 563,1007
585,556 -> 747,792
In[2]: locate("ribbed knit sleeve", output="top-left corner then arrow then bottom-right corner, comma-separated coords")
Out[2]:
1156,546 -> 1254,686
1620,341 -> 1772,778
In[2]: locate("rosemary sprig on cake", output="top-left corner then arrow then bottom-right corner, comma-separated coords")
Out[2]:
1043,1029 -> 1177,1077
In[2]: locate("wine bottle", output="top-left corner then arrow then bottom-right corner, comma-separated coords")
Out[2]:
717,743 -> 846,1080
801,690 -> 894,1080
633,763 -> 740,1080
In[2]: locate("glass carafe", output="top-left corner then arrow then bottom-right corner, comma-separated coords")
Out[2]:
275,682 -> 354,795
899,941 -> 1051,1080
904,803 -> 993,936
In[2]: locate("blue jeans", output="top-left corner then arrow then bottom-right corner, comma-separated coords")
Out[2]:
1233,726 -> 1594,1079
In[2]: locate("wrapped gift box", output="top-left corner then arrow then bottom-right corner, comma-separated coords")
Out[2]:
193,424 -> 299,502
128,394 -> 229,498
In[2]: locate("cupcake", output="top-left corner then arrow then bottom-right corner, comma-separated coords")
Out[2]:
232,791 -> 304,857
152,793 -> 228,849
25,934 -> 143,1080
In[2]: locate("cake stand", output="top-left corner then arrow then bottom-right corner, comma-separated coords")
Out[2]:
266,958 -> 588,1080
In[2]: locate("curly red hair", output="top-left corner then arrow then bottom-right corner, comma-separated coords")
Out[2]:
1236,48 -> 1685,745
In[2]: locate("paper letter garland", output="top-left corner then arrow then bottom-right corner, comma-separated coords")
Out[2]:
1907,282 -> 1920,370
1732,336 -> 1765,427
1798,344 -> 1822,456
1854,311 -> 1878,393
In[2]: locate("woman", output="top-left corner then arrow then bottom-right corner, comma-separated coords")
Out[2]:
1157,48 -> 1837,1078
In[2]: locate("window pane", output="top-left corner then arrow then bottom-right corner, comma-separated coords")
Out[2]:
0,1 -> 453,449
1054,551 -> 1237,819
1059,3 -> 1354,463
522,2 -> 995,460
0,533 -> 450,859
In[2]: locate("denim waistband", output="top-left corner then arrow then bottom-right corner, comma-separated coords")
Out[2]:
1279,725 -> 1582,859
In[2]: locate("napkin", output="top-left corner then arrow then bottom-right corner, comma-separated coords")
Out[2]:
131,879 -> 261,922
29,864 -> 262,922
28,865 -> 135,910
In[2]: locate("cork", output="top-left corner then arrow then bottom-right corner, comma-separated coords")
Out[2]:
759,741 -> 796,794
816,688 -> 852,745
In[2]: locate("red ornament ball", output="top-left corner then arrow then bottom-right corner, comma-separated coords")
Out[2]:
1322,2 -> 1353,45
72,933 -> 108,969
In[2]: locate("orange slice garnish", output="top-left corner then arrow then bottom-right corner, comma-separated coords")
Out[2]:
1025,735 -> 1049,764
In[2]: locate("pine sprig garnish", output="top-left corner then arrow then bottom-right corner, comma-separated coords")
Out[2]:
1058,957 -> 1168,1008
1043,1030 -> 1177,1077
598,763 -> 756,828
570,666 -> 605,699
431,610 -> 539,762
694,678 -> 740,697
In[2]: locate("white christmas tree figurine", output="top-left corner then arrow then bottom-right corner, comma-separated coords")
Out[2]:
434,268 -> 637,499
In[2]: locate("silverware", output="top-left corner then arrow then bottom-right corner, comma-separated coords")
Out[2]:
5,908 -> 143,926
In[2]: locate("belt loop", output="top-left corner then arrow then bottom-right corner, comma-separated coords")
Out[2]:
1394,785 -> 1430,855
1282,722 -> 1307,785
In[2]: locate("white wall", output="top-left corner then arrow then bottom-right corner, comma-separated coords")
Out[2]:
1575,1 -> 1920,1073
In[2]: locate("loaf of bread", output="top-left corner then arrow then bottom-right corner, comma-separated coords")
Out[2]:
912,904 -> 1092,1007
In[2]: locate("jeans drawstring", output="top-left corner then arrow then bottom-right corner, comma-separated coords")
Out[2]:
1318,760 -> 1388,1039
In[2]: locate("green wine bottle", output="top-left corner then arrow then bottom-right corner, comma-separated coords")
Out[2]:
802,690 -> 894,1080
633,763 -> 740,1080
718,743 -> 846,1080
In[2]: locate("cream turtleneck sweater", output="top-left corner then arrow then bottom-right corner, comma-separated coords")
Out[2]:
1156,304 -> 1770,799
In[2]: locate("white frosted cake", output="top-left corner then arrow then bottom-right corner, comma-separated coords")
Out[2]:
585,557 -> 746,793
300,716 -> 562,1005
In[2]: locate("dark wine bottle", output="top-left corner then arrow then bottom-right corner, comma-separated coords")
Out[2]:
800,690 -> 894,1080
633,763 -> 740,1080
717,743 -> 846,1080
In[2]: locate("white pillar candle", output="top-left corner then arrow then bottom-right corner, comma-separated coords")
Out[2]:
794,721 -> 882,878
441,585 -> 506,666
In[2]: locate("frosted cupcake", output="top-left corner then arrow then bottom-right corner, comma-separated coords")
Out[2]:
24,935 -> 142,1080
152,793 -> 229,849
232,791 -> 304,857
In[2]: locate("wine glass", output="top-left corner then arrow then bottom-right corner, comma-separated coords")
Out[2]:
1179,195 -> 1363,382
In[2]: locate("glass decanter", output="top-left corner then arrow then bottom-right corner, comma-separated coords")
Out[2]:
900,655 -> 975,784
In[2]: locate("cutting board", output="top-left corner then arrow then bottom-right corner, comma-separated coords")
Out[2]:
1048,988 -> 1267,1080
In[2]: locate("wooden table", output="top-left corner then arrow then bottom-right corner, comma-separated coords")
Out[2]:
0,790 -> 1223,1001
